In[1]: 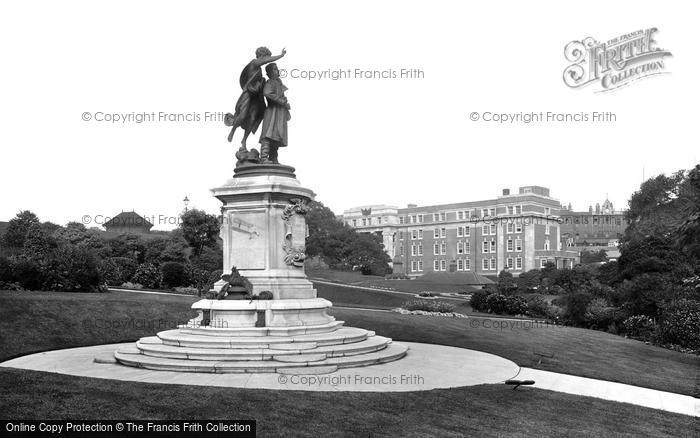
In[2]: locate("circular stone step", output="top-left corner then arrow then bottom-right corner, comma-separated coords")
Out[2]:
114,342 -> 408,373
273,353 -> 327,363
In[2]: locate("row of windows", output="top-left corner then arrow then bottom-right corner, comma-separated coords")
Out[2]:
401,221 -> 533,240
408,256 -> 523,272
563,216 -> 625,226
400,204 -> 541,225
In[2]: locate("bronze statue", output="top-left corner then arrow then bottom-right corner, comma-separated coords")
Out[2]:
225,47 -> 286,155
259,63 -> 291,164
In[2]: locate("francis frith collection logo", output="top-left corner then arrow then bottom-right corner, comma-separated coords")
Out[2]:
563,28 -> 672,92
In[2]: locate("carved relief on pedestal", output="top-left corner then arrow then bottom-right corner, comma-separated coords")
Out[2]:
282,198 -> 308,267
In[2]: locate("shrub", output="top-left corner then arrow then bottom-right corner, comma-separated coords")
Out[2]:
401,299 -> 456,313
485,293 -> 508,314
100,257 -> 138,286
418,291 -> 436,297
132,263 -> 161,289
584,298 -> 618,329
525,294 -> 550,318
561,292 -> 594,325
655,300 -> 700,349
174,286 -> 199,295
41,246 -> 102,292
497,270 -> 517,295
161,262 -> 189,289
385,273 -> 409,280
622,315 -> 656,341
10,258 -> 43,291
0,257 -> 13,283
121,282 -> 143,289
504,295 -> 527,315
469,290 -> 489,312
517,269 -> 541,292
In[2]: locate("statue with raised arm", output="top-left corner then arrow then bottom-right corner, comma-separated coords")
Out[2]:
224,47 -> 286,164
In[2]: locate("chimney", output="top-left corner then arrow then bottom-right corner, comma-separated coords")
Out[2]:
407,203 -> 417,208
502,188 -> 510,196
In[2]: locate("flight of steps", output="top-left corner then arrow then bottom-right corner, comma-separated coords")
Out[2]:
114,321 -> 408,374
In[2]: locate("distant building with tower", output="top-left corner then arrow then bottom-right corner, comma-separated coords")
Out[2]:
559,197 -> 628,259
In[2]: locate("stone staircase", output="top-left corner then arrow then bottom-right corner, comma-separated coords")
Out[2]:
114,321 -> 408,374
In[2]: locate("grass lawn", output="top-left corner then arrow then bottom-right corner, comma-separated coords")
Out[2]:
0,290 -> 697,436
307,269 -> 479,294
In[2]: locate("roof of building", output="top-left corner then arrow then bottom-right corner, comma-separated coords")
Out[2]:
104,211 -> 153,228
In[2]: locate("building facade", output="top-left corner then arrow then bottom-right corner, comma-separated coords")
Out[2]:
559,197 -> 628,258
343,186 -> 580,277
103,211 -> 153,234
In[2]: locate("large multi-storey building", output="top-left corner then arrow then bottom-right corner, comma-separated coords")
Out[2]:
343,186 -> 580,277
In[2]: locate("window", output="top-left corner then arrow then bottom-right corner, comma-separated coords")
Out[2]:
490,258 -> 497,270
411,244 -> 416,256
464,259 -> 471,270
440,242 -> 447,255
457,241 -> 464,254
440,228 -> 446,238
440,260 -> 447,271
417,214 -> 424,223
482,259 -> 489,270
457,226 -> 464,237
507,206 -> 514,215
507,239 -> 514,251
515,239 -> 522,251
377,217 -> 382,224
545,225 -> 550,235
506,257 -> 513,269
544,207 -> 551,215
418,229 -> 423,239
434,260 -> 440,271
490,240 -> 496,253
399,216 -> 405,225
544,238 -> 550,250
540,258 -> 548,268
515,205 -> 522,214
352,219 -> 357,227
417,243 -> 423,256
464,227 -> 470,237
464,241 -> 470,254
433,243 -> 439,255
515,223 -> 523,233
399,245 -> 404,255
482,241 -> 489,253
515,257 -> 522,269
434,228 -> 440,238
399,231 -> 404,239
482,225 -> 489,235
490,224 -> 496,235
411,261 -> 417,272
433,213 -> 439,222
457,259 -> 464,271
506,223 -> 514,233
362,218 -> 367,226
440,212 -> 446,221
417,260 -> 423,271
411,230 -> 418,239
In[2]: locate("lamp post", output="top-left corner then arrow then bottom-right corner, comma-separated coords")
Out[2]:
183,196 -> 190,213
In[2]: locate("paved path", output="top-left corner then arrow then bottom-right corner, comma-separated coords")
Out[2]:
0,342 -> 519,392
514,367 -> 699,417
1,343 -> 697,416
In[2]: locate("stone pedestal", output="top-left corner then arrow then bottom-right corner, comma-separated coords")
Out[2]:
211,164 -> 316,300
114,163 -> 408,374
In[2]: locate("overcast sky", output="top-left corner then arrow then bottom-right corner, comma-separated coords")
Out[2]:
1,1 -> 697,230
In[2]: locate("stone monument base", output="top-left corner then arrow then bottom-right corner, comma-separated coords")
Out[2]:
114,299 -> 408,373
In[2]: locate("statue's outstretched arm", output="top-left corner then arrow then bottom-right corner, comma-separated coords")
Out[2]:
253,48 -> 286,68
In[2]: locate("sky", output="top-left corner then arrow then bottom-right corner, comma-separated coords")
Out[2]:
0,1 -> 698,230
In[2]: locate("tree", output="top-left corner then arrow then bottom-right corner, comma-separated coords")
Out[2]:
580,249 -> 608,264
497,270 -> 517,295
179,209 -> 220,256
2,210 -> 40,249
305,201 -> 390,275
143,232 -> 190,265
